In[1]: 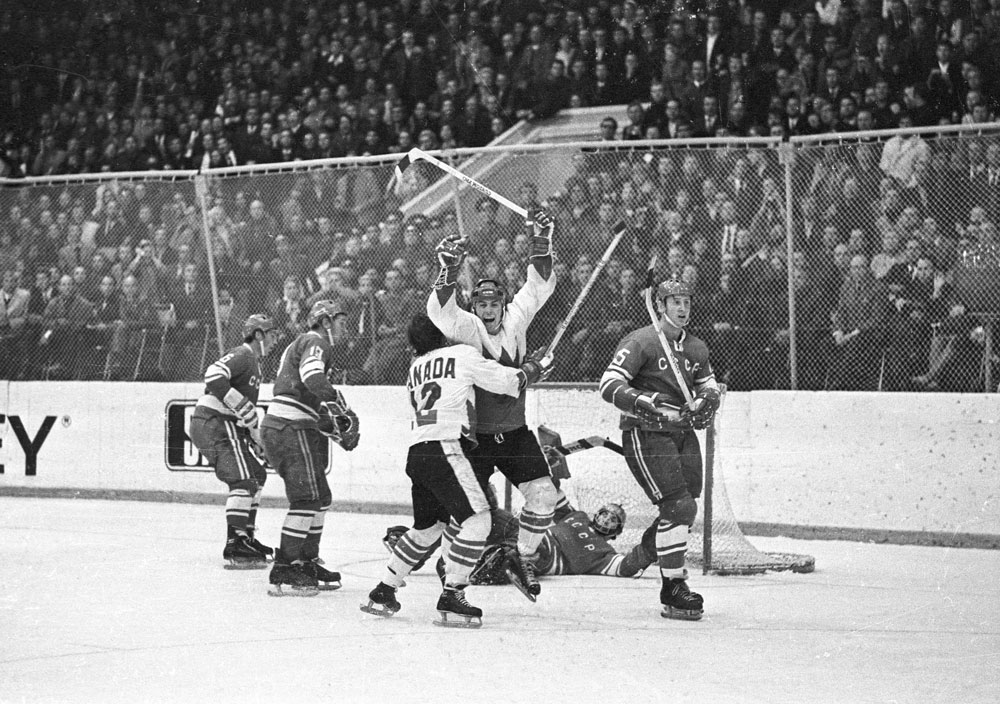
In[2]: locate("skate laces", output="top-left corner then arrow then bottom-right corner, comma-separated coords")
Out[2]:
447,586 -> 470,605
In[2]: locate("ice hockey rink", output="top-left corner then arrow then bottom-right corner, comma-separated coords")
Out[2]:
1,497 -> 997,704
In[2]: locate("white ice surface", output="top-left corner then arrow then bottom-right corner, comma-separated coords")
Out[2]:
1,497 -> 998,704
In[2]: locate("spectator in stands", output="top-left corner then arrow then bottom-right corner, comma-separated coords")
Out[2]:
363,268 -> 420,384
40,273 -> 94,379
829,254 -> 892,390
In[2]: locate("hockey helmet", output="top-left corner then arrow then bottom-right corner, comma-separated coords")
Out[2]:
242,313 -> 276,341
592,503 -> 626,539
656,277 -> 693,302
307,299 -> 343,329
470,278 -> 508,306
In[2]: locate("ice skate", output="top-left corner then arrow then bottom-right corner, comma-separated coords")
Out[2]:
360,582 -> 400,617
434,585 -> 482,629
246,529 -> 274,560
470,544 -> 509,586
267,554 -> 319,597
302,557 -> 342,591
223,529 -> 268,570
503,547 -> 540,602
660,578 -> 704,620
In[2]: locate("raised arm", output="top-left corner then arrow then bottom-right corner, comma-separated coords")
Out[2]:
427,234 -> 484,346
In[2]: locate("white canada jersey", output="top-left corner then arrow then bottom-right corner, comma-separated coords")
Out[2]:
427,266 -> 555,433
407,343 -> 524,445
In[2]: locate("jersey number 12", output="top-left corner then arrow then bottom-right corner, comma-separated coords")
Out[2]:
409,381 -> 442,426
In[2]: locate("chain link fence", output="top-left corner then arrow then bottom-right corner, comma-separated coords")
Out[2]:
2,124 -> 998,391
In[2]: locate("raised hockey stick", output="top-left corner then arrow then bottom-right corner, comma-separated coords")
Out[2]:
394,147 -> 528,219
643,257 -> 694,404
542,220 -> 627,358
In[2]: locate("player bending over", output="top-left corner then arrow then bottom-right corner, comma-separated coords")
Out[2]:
261,300 -> 360,596
598,278 -> 720,620
361,313 -> 553,628
190,314 -> 280,569
428,207 -> 563,602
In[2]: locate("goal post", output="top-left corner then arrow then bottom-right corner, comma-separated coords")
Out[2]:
512,384 -> 815,576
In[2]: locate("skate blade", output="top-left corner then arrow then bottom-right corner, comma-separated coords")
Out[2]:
503,568 -> 538,603
224,560 -> 268,570
360,601 -> 399,617
434,612 -> 482,629
661,606 -> 703,621
267,584 -> 319,597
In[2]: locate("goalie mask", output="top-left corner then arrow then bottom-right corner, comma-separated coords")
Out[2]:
592,503 -> 626,539
307,300 -> 343,346
655,278 -> 693,329
242,314 -> 279,356
470,278 -> 507,334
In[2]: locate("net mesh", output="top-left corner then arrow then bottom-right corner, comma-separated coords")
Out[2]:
533,385 -> 815,575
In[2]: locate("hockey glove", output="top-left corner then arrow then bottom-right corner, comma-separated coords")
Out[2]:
433,234 -> 468,289
680,387 -> 721,430
518,348 -> 554,389
223,388 -> 259,430
334,408 -> 360,451
632,392 -> 682,425
529,207 -> 554,259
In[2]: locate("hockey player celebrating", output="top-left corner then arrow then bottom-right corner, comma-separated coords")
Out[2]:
190,314 -> 280,569
427,207 -> 561,602
361,313 -> 553,628
598,278 -> 721,620
260,300 -> 360,596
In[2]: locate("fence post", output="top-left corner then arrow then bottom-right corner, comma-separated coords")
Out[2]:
779,141 -> 797,390
195,174 -> 226,356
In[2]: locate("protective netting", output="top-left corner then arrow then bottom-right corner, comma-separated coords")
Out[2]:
1,125 -> 998,391
539,385 -> 815,576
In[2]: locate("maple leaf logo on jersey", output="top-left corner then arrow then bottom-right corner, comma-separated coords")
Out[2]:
482,346 -> 520,367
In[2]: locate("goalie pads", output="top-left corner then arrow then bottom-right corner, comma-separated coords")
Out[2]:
680,387 -> 721,430
433,234 -> 468,289
536,425 -> 570,481
529,207 -> 554,259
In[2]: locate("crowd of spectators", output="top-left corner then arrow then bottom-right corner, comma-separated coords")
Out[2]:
1,0 -> 999,389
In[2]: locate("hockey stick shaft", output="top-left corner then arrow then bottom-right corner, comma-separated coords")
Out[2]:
551,435 -> 624,457
543,220 -> 627,358
403,147 -> 528,218
644,257 -> 694,404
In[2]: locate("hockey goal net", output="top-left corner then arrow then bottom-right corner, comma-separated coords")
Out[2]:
523,384 -> 815,575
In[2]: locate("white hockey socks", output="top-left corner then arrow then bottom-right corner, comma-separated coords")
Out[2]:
517,477 -> 558,556
444,511 -> 491,586
383,523 -> 445,588
656,519 -> 689,580
225,488 -> 253,533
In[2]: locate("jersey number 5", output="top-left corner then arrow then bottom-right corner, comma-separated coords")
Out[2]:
409,381 -> 442,426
